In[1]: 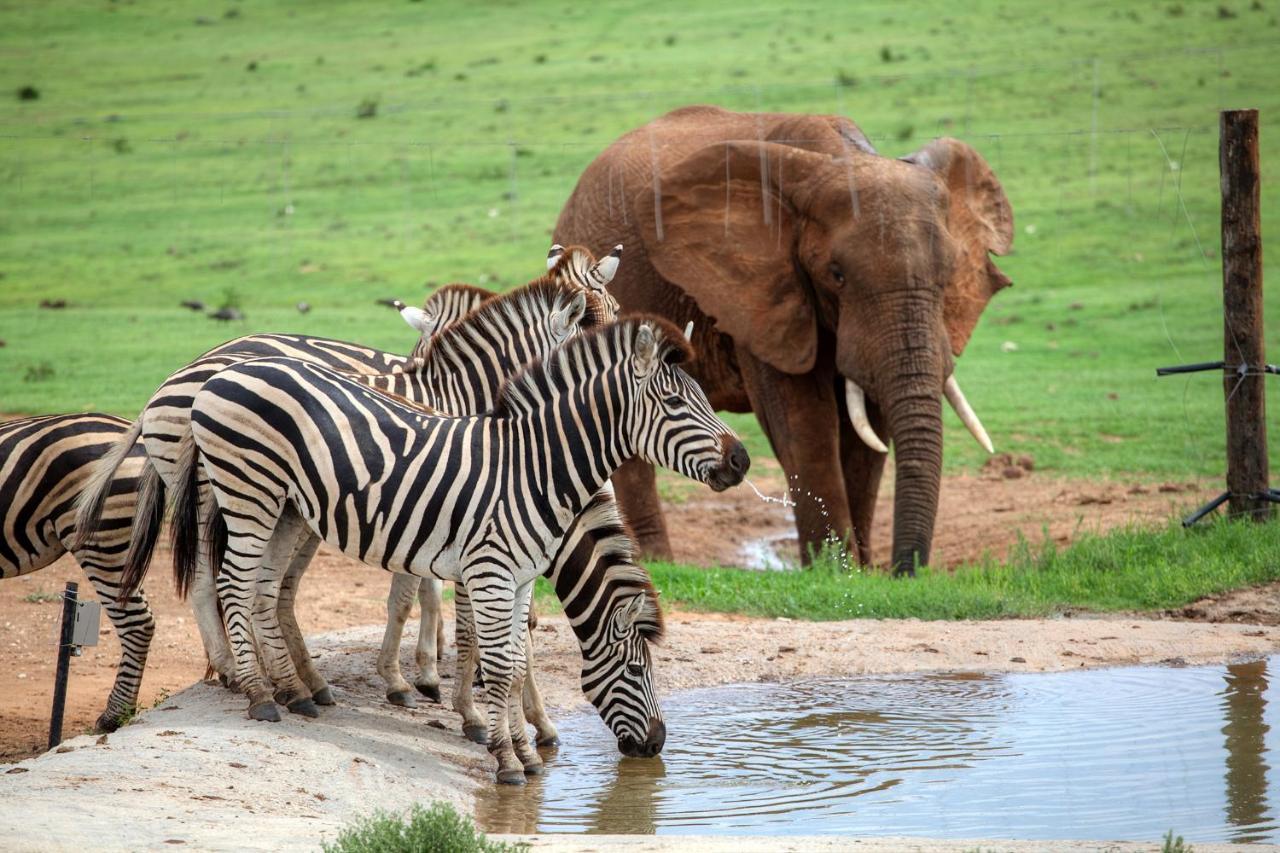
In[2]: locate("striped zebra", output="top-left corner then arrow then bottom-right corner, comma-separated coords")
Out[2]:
0,414 -> 153,731
182,316 -> 748,782
74,280 -> 495,700
78,246 -> 620,730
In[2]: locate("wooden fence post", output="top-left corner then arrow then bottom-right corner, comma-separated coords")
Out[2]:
1219,109 -> 1272,522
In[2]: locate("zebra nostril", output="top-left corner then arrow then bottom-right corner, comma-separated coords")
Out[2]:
727,441 -> 750,476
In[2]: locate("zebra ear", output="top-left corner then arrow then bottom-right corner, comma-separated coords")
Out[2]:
590,244 -> 623,287
554,292 -> 588,337
547,244 -> 565,271
634,323 -> 658,373
617,594 -> 647,630
399,304 -> 434,336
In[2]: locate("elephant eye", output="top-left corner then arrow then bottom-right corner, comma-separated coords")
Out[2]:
828,261 -> 846,286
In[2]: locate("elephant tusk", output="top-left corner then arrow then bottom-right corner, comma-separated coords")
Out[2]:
844,379 -> 888,454
546,244 -> 565,270
944,375 -> 995,454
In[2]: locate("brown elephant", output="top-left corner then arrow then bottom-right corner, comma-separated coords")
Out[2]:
553,105 -> 1013,575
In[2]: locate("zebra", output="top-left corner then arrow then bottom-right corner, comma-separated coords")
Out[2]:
0,414 -> 154,732
77,246 -> 621,731
181,316 -> 749,782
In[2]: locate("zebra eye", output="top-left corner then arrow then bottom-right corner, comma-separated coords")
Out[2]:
626,663 -> 644,677
664,395 -> 684,408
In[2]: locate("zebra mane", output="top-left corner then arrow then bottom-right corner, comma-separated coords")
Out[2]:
416,276 -> 606,368
576,491 -> 665,642
495,314 -> 694,416
548,244 -> 598,286
421,282 -> 494,313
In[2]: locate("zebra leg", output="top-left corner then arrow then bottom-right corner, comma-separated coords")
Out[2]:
190,485 -> 237,686
253,523 -> 317,718
414,577 -> 444,701
378,573 -> 421,707
79,563 -> 156,732
273,521 -> 332,705
468,576 -> 529,785
508,657 -> 543,776
521,623 -> 560,747
215,516 -> 284,721
451,585 -> 487,743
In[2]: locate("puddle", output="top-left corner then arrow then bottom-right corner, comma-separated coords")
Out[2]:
738,529 -> 797,571
476,656 -> 1279,843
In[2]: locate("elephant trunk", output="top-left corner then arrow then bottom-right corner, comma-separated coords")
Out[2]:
887,390 -> 943,576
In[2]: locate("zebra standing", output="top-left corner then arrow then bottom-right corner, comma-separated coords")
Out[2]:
0,414 -> 154,731
80,246 -> 620,730
182,316 -> 748,782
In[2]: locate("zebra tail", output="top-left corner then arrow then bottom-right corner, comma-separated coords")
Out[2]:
117,460 -> 166,602
168,432 -> 204,599
71,418 -> 144,553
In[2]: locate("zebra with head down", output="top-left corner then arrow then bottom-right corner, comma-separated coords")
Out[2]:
182,315 -> 748,782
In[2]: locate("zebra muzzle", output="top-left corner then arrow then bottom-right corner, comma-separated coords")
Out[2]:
707,435 -> 750,492
618,716 -> 666,758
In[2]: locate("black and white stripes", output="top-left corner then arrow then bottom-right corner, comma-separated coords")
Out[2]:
188,317 -> 746,782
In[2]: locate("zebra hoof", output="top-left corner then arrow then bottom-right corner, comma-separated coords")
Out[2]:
248,702 -> 282,722
95,710 -> 125,733
523,762 -> 546,777
387,691 -> 417,708
496,768 -> 528,785
415,683 -> 441,703
287,698 -> 320,718
463,724 -> 488,745
312,687 -> 336,706
536,734 -> 560,748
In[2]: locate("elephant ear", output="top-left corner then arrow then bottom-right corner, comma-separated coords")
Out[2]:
634,140 -> 824,375
902,138 -> 1014,355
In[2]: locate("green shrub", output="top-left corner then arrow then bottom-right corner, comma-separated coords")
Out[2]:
322,802 -> 527,853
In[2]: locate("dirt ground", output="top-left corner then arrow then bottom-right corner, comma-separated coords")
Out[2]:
0,464 -> 1268,763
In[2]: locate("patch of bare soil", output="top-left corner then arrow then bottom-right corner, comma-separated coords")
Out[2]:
1170,581 -> 1280,626
660,458 -> 1216,569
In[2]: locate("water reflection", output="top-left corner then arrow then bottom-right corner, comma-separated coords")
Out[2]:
475,657 -> 1280,844
1222,659 -> 1274,842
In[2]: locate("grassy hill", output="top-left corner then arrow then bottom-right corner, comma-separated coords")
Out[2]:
2,0 -> 1278,480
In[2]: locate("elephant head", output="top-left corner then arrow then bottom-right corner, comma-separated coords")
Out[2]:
635,120 -> 1012,574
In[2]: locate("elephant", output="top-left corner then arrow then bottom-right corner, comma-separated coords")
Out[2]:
553,105 -> 1013,576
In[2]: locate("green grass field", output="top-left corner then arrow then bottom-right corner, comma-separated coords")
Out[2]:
2,0 -> 1279,485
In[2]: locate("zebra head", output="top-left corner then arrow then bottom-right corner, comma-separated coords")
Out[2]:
547,243 -> 622,321
568,500 -> 666,757
627,318 -> 750,492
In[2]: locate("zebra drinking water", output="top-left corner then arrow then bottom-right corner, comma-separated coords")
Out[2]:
183,317 -> 748,783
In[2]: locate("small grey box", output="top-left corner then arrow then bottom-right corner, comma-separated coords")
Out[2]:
70,599 -> 101,647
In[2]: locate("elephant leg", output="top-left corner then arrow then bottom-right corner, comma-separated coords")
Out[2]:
738,354 -> 853,566
838,390 -> 888,567
611,458 -> 673,561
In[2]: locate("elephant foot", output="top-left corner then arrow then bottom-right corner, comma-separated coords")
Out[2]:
463,723 -> 488,745
286,698 -> 320,718
95,709 -> 127,733
312,686 -> 336,706
387,690 -> 417,708
415,682 -> 441,703
248,702 -> 282,722
496,768 -> 528,786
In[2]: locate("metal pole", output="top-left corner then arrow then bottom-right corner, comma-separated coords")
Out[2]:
48,581 -> 78,751
1219,109 -> 1272,522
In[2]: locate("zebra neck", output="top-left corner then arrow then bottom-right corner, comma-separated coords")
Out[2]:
508,377 -> 630,525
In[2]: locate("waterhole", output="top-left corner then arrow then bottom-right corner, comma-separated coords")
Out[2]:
476,656 -> 1278,843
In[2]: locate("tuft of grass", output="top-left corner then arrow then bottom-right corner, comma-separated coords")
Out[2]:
620,517 -> 1280,622
1162,829 -> 1194,852
322,801 -> 527,853
22,591 -> 59,603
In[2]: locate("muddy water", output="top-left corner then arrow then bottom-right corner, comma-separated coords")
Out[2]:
476,657 -> 1279,843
